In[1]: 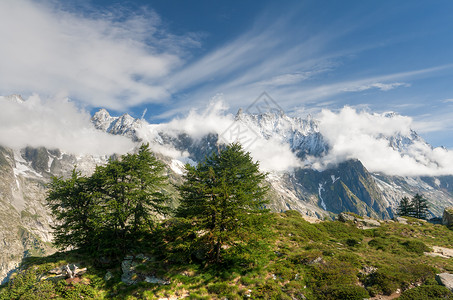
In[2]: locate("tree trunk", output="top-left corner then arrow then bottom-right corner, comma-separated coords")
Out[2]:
215,240 -> 221,263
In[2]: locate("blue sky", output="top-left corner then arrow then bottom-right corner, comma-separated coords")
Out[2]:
1,0 -> 453,148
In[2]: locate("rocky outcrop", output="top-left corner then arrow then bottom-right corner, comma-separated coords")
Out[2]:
337,212 -> 381,229
443,207 -> 453,226
425,246 -> 453,259
436,273 -> 453,292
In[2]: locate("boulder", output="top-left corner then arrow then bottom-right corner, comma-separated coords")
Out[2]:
360,217 -> 381,227
394,217 -> 408,224
338,213 -> 355,222
443,207 -> 453,226
436,273 -> 453,292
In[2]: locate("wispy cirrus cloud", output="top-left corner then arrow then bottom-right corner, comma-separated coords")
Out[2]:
341,82 -> 410,92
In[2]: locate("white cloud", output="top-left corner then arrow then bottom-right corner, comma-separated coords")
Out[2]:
443,98 -> 453,103
256,73 -> 312,86
341,82 -> 410,92
313,107 -> 453,176
0,95 -> 134,155
0,0 -> 196,110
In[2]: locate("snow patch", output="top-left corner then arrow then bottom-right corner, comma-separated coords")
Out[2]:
331,175 -> 340,184
318,183 -> 327,210
170,159 -> 186,175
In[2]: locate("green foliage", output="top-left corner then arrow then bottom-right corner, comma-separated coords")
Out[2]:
399,285 -> 453,300
254,280 -> 291,299
0,263 -> 98,300
206,282 -> 237,295
397,196 -> 414,217
411,193 -> 429,220
176,143 -> 270,263
364,263 -> 437,296
401,240 -> 430,254
397,193 -> 429,220
47,143 -> 170,259
317,285 -> 369,300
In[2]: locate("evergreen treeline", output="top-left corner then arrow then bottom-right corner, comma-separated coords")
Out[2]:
46,143 -> 269,264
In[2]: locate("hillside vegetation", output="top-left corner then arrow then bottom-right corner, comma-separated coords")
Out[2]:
1,211 -> 453,299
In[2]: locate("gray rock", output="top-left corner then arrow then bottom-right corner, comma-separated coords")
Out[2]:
394,217 -> 408,224
145,276 -> 170,285
360,218 -> 381,227
121,259 -> 139,285
338,213 -> 356,222
436,273 -> 453,291
443,208 -> 453,226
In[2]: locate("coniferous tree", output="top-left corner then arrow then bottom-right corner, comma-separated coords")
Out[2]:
397,196 -> 413,217
47,144 -> 169,258
176,143 -> 269,263
411,193 -> 429,220
47,169 -> 101,251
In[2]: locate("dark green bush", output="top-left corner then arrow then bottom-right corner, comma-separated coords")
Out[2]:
401,240 -> 430,255
368,237 -> 390,250
345,238 -> 361,247
364,269 -> 399,295
316,284 -> 369,300
399,285 -> 453,300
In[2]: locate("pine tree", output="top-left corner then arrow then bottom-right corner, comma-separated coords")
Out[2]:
96,144 -> 170,255
411,193 -> 429,220
47,169 -> 101,251
397,196 -> 413,217
47,144 -> 170,258
176,143 -> 269,263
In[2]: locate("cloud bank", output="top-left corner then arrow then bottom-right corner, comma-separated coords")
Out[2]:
313,107 -> 453,176
0,95 -> 134,155
146,102 -> 453,176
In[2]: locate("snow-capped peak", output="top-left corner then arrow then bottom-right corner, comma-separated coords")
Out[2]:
0,94 -> 24,104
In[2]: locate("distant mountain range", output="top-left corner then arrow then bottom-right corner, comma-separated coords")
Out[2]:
1,96 -> 453,283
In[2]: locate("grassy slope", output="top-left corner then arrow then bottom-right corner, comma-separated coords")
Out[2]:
1,211 -> 453,299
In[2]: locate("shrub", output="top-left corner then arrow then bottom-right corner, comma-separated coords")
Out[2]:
364,269 -> 399,295
401,240 -> 430,255
345,238 -> 361,247
309,259 -> 359,290
317,285 -> 369,300
399,285 -> 453,300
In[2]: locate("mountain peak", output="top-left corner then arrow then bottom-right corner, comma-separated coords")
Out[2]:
1,94 -> 24,104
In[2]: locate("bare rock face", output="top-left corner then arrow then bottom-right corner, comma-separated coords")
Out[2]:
436,273 -> 453,292
443,207 -> 453,226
